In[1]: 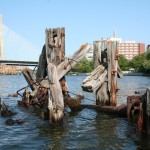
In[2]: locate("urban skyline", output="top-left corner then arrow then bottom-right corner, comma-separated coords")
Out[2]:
85,31 -> 145,60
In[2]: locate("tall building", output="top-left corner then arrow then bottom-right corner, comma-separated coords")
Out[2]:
118,41 -> 145,60
0,15 -> 5,60
108,31 -> 145,60
86,31 -> 145,60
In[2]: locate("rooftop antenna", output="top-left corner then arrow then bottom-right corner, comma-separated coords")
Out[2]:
114,30 -> 116,38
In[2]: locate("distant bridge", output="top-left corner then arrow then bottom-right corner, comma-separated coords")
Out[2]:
0,15 -> 41,66
0,60 -> 38,66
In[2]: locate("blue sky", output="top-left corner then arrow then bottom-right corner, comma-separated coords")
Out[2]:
0,0 -> 150,60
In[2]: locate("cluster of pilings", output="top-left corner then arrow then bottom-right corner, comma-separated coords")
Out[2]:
17,27 -> 150,134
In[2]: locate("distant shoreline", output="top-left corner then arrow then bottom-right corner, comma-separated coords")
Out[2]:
68,72 -> 150,76
123,72 -> 150,76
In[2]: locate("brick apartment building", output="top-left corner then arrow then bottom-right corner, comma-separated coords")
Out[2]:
85,31 -> 145,60
118,41 -> 145,60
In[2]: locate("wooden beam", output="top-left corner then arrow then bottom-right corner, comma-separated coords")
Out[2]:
81,65 -> 107,92
57,43 -> 92,80
22,68 -> 38,91
81,103 -> 127,117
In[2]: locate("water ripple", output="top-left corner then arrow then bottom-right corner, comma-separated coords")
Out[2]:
0,75 -> 150,149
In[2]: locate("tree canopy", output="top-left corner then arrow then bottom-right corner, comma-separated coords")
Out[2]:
118,49 -> 150,73
70,57 -> 94,73
70,49 -> 150,74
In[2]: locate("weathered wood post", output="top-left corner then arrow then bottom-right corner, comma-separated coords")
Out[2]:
146,87 -> 150,133
93,40 -> 119,106
45,27 -> 66,124
93,40 -> 109,105
36,45 -> 47,80
107,41 -> 119,106
140,87 -> 150,133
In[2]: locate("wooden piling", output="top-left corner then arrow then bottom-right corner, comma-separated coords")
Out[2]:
92,40 -> 121,106
45,28 -> 66,124
108,41 -> 118,106
140,88 -> 150,133
93,41 -> 110,105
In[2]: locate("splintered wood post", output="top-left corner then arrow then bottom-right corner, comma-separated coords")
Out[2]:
93,41 -> 102,68
93,41 -> 109,105
36,45 -> 47,80
46,28 -> 65,65
146,87 -> 150,133
107,42 -> 112,94
47,63 -> 64,124
108,41 -> 118,106
142,88 -> 150,133
93,40 -> 121,106
45,27 -> 66,123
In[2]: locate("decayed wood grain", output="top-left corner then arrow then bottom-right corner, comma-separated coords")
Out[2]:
146,87 -> 150,115
143,87 -> 150,133
96,82 -> 109,105
92,40 -> 123,106
107,41 -> 112,93
93,41 -> 102,68
81,65 -> 107,92
45,28 -> 65,66
36,45 -> 47,80
45,28 -> 66,124
144,87 -> 150,132
47,63 -> 64,124
93,41 -> 109,106
110,41 -> 118,106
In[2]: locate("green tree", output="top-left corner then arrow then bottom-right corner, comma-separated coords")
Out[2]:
71,57 -> 94,73
143,60 -> 150,72
118,55 -> 130,71
145,48 -> 150,60
130,54 -> 145,72
142,48 -> 150,72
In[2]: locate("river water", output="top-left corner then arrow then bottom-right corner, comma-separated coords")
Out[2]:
0,75 -> 150,150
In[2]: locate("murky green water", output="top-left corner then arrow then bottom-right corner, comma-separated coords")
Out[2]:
0,75 -> 150,150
